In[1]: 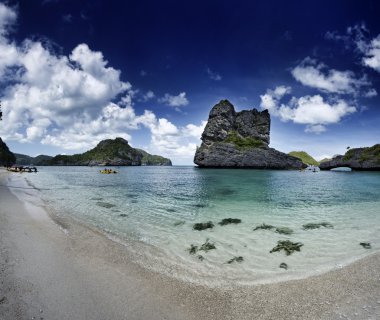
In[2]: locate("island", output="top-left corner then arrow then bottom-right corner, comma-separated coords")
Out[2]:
319,144 -> 380,170
13,137 -> 172,166
194,100 -> 305,169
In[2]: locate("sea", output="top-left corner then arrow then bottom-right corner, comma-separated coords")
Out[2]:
8,166 -> 380,286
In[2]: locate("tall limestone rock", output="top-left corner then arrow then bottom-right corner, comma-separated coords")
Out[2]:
0,137 -> 16,166
194,100 -> 305,169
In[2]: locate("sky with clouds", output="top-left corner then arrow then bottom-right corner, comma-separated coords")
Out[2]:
0,0 -> 379,164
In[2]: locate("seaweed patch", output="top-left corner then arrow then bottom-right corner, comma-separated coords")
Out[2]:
270,240 -> 303,255
253,223 -> 275,231
227,256 -> 244,264
218,218 -> 242,226
193,221 -> 214,231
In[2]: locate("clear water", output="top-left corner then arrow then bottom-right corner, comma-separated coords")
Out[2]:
12,166 -> 380,285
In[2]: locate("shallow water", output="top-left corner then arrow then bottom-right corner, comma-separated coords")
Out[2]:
13,166 -> 380,285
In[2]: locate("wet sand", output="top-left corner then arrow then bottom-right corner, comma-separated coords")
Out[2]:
1,169 -> 379,319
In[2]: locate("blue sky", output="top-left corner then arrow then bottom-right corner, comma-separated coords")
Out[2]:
0,0 -> 379,164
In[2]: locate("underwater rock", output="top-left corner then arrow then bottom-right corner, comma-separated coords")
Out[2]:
253,223 -> 275,231
303,222 -> 333,230
187,244 -> 198,255
131,199 -> 138,203
270,240 -> 303,256
227,256 -> 244,264
119,213 -> 127,217
218,218 -> 242,226
96,202 -> 116,209
193,221 -> 214,231
90,197 -> 103,201
199,239 -> 216,252
279,262 -> 288,270
166,208 -> 176,212
197,255 -> 204,261
173,221 -> 185,226
193,203 -> 207,208
275,227 -> 294,235
187,239 -> 216,255
360,242 -> 371,249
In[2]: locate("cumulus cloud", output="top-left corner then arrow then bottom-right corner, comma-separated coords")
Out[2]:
145,119 -> 206,161
207,68 -> 222,81
291,57 -> 372,96
159,92 -> 189,108
362,35 -> 380,72
260,86 -> 356,134
0,3 -> 205,164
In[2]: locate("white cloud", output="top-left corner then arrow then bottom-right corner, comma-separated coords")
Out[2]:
291,57 -> 371,95
305,124 -> 326,134
260,85 -> 291,115
0,3 -> 204,164
363,88 -> 377,98
0,3 -> 17,37
140,90 -> 155,102
183,121 -> 207,138
260,87 -> 356,134
207,68 -> 222,81
159,92 -> 189,107
362,35 -> 380,72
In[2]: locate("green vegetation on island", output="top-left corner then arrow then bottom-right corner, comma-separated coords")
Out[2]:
13,137 -> 172,167
225,131 -> 264,149
288,151 -> 319,166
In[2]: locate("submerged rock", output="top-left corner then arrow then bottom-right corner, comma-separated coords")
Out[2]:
193,100 -> 305,169
218,218 -> 242,226
187,239 -> 216,255
360,242 -> 371,249
253,223 -> 275,231
227,256 -> 244,264
193,221 -> 214,231
96,202 -> 116,209
275,227 -> 294,235
199,239 -> 216,252
173,221 -> 185,226
119,213 -> 127,217
270,240 -> 303,256
279,262 -> 288,270
197,255 -> 204,261
303,222 -> 333,230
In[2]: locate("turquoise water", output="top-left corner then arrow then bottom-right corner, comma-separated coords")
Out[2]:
13,166 -> 380,285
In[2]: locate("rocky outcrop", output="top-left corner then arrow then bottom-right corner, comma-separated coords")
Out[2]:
0,137 -> 16,166
319,145 -> 380,170
194,100 -> 305,169
48,137 -> 172,166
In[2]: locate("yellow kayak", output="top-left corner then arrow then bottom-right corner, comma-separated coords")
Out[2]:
99,169 -> 118,174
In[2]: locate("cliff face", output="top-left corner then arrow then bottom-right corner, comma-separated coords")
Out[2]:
48,137 -> 172,166
319,145 -> 380,170
0,138 -> 16,166
194,100 -> 305,169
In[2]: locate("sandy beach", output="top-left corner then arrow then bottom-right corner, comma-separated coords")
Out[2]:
1,169 -> 379,320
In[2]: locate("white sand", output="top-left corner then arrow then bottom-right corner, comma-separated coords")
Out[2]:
1,169 -> 379,320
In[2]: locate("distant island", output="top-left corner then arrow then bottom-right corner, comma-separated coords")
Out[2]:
288,151 -> 319,166
194,100 -> 305,169
320,144 -> 380,171
4,137 -> 172,166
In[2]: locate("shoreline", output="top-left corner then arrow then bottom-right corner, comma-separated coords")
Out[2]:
1,170 -> 380,319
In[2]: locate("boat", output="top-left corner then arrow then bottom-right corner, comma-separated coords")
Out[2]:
99,169 -> 118,174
